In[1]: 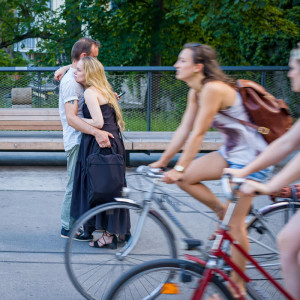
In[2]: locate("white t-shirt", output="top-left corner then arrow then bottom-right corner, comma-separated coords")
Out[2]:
58,67 -> 84,151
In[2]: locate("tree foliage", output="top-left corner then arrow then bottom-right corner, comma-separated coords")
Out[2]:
0,0 -> 53,48
0,0 -> 299,66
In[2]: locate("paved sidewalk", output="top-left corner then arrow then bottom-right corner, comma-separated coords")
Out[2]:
0,165 -> 270,300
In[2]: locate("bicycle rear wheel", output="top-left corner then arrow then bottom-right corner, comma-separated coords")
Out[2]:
106,259 -> 234,300
65,202 -> 177,300
247,201 -> 300,298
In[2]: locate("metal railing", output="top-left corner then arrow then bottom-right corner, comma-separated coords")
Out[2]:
0,66 -> 298,131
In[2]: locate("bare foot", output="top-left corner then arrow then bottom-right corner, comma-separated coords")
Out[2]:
89,231 -> 113,248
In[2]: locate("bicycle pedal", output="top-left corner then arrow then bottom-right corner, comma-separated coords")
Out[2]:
181,270 -> 192,283
182,238 -> 203,250
255,225 -> 266,234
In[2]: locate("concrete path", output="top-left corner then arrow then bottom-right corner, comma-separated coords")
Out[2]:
0,165 -> 271,300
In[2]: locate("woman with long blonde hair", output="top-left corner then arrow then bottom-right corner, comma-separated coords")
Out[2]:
70,56 -> 130,249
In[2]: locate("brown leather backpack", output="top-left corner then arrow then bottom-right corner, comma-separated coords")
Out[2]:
221,79 -> 293,144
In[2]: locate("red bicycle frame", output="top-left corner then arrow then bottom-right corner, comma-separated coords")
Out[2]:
185,227 -> 295,300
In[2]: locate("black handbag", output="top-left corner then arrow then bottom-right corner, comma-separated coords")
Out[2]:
86,146 -> 125,206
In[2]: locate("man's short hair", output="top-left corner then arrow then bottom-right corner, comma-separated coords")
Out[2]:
71,37 -> 101,62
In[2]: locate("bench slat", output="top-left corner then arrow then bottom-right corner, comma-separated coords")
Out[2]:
0,120 -> 62,125
0,138 -> 132,150
0,108 -> 60,116
0,138 -> 219,151
0,116 -> 61,121
0,125 -> 62,130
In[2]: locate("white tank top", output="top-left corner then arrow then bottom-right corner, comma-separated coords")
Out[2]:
211,92 -> 267,165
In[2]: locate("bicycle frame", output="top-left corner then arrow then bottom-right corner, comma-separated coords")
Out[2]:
115,175 -> 195,260
184,188 -> 296,300
123,168 -> 291,267
186,229 -> 294,299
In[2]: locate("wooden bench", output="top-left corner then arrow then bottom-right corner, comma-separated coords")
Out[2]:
0,108 -> 62,131
0,108 -> 223,165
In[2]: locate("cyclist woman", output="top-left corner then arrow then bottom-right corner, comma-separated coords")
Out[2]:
225,43 -> 300,300
150,43 -> 272,297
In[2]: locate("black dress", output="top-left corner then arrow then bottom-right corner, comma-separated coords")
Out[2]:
70,103 -> 130,235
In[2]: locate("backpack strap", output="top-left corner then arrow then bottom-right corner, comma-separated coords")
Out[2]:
219,110 -> 270,135
218,79 -> 273,136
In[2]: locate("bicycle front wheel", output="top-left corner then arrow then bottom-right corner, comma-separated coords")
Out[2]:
247,201 -> 300,298
106,259 -> 234,300
65,201 -> 177,300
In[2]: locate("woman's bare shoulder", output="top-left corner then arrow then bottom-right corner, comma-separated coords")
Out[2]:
202,81 -> 236,98
84,87 -> 99,96
203,80 -> 231,91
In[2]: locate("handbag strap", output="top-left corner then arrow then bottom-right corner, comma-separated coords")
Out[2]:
95,145 -> 117,155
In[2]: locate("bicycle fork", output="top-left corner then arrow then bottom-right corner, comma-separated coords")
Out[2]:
116,201 -> 151,260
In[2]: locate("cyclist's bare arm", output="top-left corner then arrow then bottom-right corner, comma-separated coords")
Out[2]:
174,83 -> 223,169
265,150 -> 300,192
225,119 -> 300,178
241,149 -> 300,196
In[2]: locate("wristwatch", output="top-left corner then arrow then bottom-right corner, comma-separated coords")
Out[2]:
174,165 -> 185,173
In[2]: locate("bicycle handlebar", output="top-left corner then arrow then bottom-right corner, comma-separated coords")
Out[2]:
221,174 -> 247,201
136,165 -> 164,178
135,166 -> 249,198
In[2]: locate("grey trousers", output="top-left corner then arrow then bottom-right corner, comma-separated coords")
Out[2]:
61,144 -> 80,230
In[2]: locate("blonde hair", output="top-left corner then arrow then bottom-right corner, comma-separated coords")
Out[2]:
81,56 -> 125,130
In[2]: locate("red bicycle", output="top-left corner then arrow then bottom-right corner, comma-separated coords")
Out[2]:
105,175 -> 295,300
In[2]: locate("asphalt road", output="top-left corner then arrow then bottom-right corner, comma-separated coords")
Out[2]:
0,163 -> 271,300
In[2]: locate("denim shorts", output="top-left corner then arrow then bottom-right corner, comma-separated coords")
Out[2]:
227,160 -> 273,183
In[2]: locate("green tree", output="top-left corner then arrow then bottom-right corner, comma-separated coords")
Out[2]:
1,0 -> 299,66
0,0 -> 53,49
79,0 -> 206,66
195,0 -> 300,65
73,0 -> 300,66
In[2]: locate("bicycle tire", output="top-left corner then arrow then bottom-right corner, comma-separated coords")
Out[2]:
106,258 -> 234,300
65,201 -> 177,300
247,201 -> 300,299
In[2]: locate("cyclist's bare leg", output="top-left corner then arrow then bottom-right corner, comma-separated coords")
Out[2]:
178,151 -> 251,297
177,151 -> 228,219
227,193 -> 253,296
277,209 -> 300,299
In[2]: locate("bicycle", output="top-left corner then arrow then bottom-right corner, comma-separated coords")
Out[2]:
65,166 -> 203,300
246,183 -> 300,294
65,166 -> 300,300
105,174 -> 296,300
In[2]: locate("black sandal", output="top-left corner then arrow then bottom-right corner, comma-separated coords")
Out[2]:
90,231 -> 117,249
118,233 -> 131,245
